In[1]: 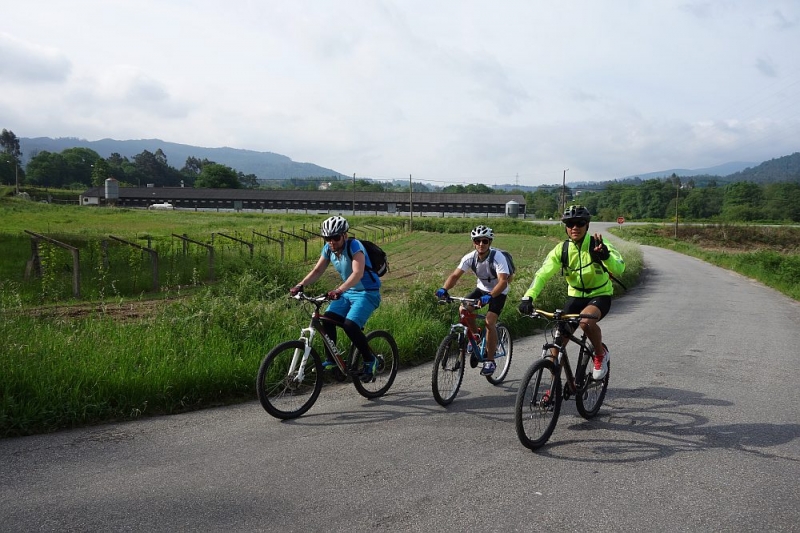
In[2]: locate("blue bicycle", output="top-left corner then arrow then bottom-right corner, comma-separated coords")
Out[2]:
432,296 -> 513,406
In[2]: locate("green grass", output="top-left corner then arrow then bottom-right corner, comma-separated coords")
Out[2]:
617,223 -> 800,301
0,206 -> 646,437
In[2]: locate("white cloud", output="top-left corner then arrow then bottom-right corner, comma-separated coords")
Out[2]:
2,1 -> 799,185
0,32 -> 71,83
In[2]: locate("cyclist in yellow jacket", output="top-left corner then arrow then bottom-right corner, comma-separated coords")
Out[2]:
518,205 -> 625,380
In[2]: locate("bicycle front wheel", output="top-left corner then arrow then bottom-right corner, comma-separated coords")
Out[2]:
485,323 -> 513,385
351,330 -> 399,399
575,347 -> 610,419
256,340 -> 323,420
514,358 -> 562,450
432,333 -> 466,406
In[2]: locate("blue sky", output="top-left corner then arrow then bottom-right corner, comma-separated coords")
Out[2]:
1,1 -> 798,186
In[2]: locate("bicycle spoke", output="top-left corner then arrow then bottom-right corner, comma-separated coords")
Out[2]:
257,340 -> 323,419
432,333 -> 466,406
352,330 -> 399,399
515,359 -> 561,450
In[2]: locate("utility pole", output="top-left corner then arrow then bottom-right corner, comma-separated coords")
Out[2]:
561,168 -> 569,213
674,176 -> 680,238
352,173 -> 356,216
409,174 -> 413,231
7,159 -> 19,194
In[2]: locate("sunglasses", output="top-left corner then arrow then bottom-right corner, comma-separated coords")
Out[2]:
473,238 -> 491,245
324,234 -> 344,242
564,219 -> 588,229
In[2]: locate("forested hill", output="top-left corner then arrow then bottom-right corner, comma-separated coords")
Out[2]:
724,152 -> 800,184
20,137 -> 346,181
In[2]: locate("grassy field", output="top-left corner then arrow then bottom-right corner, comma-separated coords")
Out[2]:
0,197 -> 646,437
6,199 -> 798,438
617,223 -> 800,301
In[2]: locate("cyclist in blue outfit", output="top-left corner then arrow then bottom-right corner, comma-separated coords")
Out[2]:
435,225 -> 511,376
289,216 -> 381,382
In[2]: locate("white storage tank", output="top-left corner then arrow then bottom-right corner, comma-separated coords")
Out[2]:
105,178 -> 119,203
505,200 -> 520,218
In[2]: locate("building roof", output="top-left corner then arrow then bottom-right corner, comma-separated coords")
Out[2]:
80,186 -> 526,205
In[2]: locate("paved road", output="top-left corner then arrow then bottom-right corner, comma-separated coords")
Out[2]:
3,233 -> 800,532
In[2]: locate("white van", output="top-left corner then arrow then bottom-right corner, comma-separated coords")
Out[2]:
148,202 -> 174,210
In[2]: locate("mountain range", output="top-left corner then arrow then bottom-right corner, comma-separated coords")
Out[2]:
19,137 -> 346,181
18,137 -> 800,188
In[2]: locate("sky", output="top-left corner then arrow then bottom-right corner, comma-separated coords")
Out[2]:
2,1 -> 799,187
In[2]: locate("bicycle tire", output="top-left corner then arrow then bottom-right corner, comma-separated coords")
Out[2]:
432,333 -> 466,406
514,358 -> 562,450
575,346 -> 610,419
484,323 -> 513,385
351,330 -> 399,399
256,340 -> 323,420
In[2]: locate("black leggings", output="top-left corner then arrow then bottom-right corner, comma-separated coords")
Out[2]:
322,311 -> 374,362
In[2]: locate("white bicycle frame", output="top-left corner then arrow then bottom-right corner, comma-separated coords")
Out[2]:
288,295 -> 348,382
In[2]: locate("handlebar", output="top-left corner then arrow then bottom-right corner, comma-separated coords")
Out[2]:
524,308 -> 598,321
291,292 -> 330,304
437,295 -> 482,308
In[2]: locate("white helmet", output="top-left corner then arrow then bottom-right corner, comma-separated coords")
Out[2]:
470,225 -> 494,240
321,215 -> 349,237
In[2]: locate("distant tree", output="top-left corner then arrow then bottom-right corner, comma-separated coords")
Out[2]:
1,129 -> 23,187
154,148 -> 168,166
181,156 -> 209,175
26,151 -> 69,188
1,129 -> 22,159
722,181 -> 763,221
238,172 -> 259,188
91,159 -> 111,187
133,149 -> 184,186
59,147 -> 101,188
195,163 -> 240,188
105,153 -> 141,186
527,188 -> 559,219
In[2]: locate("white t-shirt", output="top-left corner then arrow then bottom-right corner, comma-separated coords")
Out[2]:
457,248 -> 511,294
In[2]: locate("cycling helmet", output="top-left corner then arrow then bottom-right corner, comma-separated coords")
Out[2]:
321,215 -> 349,237
470,225 -> 494,240
561,205 -> 592,223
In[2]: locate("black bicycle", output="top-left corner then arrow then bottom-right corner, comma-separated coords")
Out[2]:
514,307 -> 609,450
256,292 -> 399,419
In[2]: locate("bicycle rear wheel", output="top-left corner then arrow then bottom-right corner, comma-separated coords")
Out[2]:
514,358 -> 562,450
256,340 -> 323,420
484,323 -> 513,385
575,346 -> 610,419
351,330 -> 399,399
432,333 -> 466,406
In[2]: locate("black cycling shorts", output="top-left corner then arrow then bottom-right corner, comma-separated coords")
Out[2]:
466,288 -> 507,316
563,295 -> 611,319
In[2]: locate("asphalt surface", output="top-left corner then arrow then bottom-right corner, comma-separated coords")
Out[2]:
2,228 -> 800,532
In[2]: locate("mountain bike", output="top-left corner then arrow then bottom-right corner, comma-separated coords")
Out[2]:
256,292 -> 399,420
431,296 -> 513,406
514,307 -> 609,450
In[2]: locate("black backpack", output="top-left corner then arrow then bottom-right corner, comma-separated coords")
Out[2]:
345,238 -> 389,278
560,238 -> 626,290
470,248 -> 515,283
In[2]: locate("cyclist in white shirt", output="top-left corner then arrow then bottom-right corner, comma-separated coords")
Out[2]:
435,225 -> 510,376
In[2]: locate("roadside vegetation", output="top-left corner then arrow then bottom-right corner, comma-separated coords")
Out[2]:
0,201 -> 642,437
5,198 -> 799,438
618,223 -> 800,301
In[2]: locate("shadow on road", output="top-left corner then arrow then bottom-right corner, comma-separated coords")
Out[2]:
530,385 -> 800,463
